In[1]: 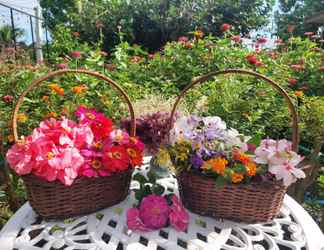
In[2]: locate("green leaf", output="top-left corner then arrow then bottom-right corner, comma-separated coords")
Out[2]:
133,173 -> 148,184
215,176 -> 226,187
234,164 -> 247,174
147,170 -> 157,183
143,184 -> 153,197
153,184 -> 165,195
248,134 -> 262,147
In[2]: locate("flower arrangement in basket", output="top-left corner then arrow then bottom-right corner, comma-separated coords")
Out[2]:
6,70 -> 144,219
157,69 -> 306,223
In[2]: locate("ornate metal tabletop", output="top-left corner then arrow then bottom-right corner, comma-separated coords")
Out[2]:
1,157 -> 323,250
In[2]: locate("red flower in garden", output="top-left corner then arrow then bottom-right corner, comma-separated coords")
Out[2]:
257,37 -> 267,44
102,145 -> 130,172
72,32 -> 80,38
70,51 -> 81,59
291,64 -> 304,72
2,95 -> 14,103
231,35 -> 241,43
220,23 -> 232,32
288,78 -> 298,86
304,32 -> 314,37
185,42 -> 194,49
57,63 -> 67,70
319,66 -> 324,71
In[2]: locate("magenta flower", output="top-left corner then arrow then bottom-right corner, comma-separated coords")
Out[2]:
2,95 -> 14,103
139,195 -> 170,229
70,51 -> 81,59
169,195 -> 189,232
126,208 -> 151,232
57,63 -> 67,69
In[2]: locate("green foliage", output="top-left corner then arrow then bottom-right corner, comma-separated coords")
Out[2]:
40,0 -> 275,51
275,0 -> 324,39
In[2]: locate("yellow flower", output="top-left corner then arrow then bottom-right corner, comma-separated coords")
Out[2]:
42,95 -> 49,102
155,148 -> 171,166
246,162 -> 257,177
45,112 -> 58,119
176,153 -> 188,161
17,113 -> 28,123
202,157 -> 228,176
231,173 -> 244,183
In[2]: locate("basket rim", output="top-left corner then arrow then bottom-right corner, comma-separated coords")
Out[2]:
177,169 -> 285,189
22,167 -> 134,187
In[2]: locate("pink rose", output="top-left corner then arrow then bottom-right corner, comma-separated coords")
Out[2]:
126,208 -> 151,232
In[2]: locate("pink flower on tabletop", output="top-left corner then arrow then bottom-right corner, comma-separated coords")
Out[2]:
2,95 -> 14,103
304,32 -> 314,37
220,23 -> 232,32
268,152 -> 305,186
70,51 -> 81,59
231,35 -> 241,43
169,195 -> 189,232
288,78 -> 298,86
57,63 -> 67,69
257,37 -> 267,44
79,150 -> 109,177
291,64 -> 304,72
139,195 -> 170,229
127,208 -> 151,232
6,139 -> 33,175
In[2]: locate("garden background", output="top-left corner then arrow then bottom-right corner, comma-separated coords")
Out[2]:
0,0 -> 323,231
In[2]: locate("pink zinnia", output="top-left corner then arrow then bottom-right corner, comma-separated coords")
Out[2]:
257,37 -> 267,44
220,23 -> 232,32
231,35 -> 241,43
2,95 -> 14,103
139,195 -> 170,229
169,195 -> 189,232
304,32 -> 314,37
57,63 -> 67,69
178,36 -> 189,44
291,64 -> 304,71
70,51 -> 81,59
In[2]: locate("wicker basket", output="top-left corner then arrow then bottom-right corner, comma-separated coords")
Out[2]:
11,69 -> 137,220
169,69 -> 300,223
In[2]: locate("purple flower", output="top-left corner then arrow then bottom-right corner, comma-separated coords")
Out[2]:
190,154 -> 204,169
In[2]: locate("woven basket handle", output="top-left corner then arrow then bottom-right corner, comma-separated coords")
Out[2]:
12,69 -> 136,141
169,69 -> 299,152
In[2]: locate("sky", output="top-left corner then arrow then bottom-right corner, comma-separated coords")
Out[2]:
0,0 -> 42,44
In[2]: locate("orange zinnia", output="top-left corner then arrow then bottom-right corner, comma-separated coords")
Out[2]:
72,85 -> 87,94
233,148 -> 251,165
231,173 -> 244,183
203,157 -> 228,176
246,162 -> 257,177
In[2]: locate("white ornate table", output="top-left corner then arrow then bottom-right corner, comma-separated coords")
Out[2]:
1,157 -> 323,250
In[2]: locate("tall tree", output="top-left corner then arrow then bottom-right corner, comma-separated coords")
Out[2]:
275,0 -> 324,39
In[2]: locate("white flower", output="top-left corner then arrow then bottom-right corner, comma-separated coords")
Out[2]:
169,116 -> 197,144
225,128 -> 250,151
202,116 -> 226,130
268,152 -> 305,186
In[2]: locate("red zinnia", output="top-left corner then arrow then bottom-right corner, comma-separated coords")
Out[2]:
245,54 -> 258,64
103,145 -> 130,172
57,63 -> 67,70
220,23 -> 232,32
288,78 -> 297,86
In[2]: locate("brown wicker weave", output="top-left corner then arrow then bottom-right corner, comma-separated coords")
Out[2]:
11,69 -> 137,220
169,69 -> 299,223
